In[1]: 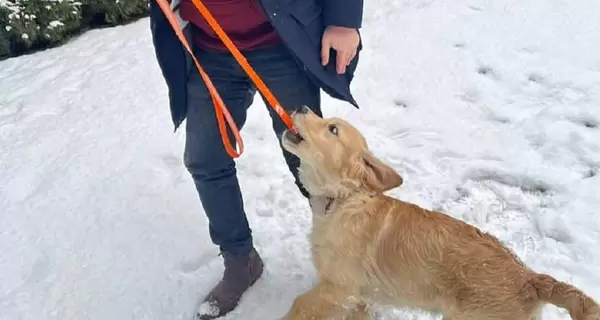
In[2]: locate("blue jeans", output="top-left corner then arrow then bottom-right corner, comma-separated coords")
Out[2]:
183,44 -> 321,256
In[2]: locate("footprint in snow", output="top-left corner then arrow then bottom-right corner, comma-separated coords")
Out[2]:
158,154 -> 188,186
477,65 -> 500,80
392,99 -> 409,108
577,119 -> 598,129
458,88 -> 480,103
526,72 -> 545,84
583,168 -> 597,179
464,167 -> 552,196
179,249 -> 221,274
256,207 -> 274,217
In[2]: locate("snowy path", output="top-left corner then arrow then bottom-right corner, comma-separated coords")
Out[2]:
1,0 -> 599,319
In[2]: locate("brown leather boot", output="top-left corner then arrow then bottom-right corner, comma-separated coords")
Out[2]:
197,248 -> 264,319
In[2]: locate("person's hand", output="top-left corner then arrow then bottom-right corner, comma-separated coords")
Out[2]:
321,26 -> 360,74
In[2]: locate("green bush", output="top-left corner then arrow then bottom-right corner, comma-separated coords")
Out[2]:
0,0 -> 82,58
81,0 -> 149,26
0,0 -> 149,60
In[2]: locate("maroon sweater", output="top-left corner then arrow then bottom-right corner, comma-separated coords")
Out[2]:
179,0 -> 282,52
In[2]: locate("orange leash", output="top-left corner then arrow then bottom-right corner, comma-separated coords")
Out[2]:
155,0 -> 297,159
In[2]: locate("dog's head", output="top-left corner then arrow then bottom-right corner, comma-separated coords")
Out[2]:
282,106 -> 403,197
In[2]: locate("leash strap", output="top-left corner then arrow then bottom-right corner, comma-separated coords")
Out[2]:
155,0 -> 297,158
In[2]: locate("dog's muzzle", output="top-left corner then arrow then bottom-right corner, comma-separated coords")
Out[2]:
283,129 -> 304,145
296,105 -> 311,114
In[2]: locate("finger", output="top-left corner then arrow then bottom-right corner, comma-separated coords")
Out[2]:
346,49 -> 357,66
336,51 -> 349,74
321,40 -> 331,66
338,48 -> 356,73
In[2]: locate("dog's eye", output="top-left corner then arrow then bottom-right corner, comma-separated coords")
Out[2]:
328,124 -> 338,136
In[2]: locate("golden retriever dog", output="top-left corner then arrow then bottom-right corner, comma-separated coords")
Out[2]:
279,106 -> 600,320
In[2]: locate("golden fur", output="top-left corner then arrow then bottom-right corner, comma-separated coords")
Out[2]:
279,106 -> 600,320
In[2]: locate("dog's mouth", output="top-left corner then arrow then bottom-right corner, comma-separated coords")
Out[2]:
283,129 -> 304,145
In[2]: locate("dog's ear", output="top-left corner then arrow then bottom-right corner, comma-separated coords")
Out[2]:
358,151 -> 403,193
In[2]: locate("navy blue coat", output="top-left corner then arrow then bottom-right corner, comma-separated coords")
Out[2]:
149,0 -> 364,130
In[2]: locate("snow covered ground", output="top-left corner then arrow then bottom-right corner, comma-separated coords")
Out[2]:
1,0 -> 600,319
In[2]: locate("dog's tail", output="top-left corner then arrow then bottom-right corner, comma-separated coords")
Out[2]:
528,273 -> 600,320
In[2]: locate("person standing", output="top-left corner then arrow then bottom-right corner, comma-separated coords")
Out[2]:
148,0 -> 363,318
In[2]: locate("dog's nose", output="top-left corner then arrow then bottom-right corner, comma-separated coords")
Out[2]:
296,105 -> 311,114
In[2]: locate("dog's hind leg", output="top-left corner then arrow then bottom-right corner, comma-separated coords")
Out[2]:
281,280 -> 360,320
